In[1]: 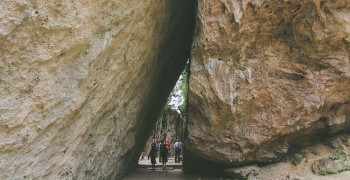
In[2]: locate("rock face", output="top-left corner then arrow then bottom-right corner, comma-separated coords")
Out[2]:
142,110 -> 183,159
0,0 -> 195,179
186,0 -> 350,171
160,110 -> 184,145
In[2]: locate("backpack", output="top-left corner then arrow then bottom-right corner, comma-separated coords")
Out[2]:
165,141 -> 171,150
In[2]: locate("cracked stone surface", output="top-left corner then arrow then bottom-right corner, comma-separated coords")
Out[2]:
186,0 -> 350,169
0,0 -> 195,179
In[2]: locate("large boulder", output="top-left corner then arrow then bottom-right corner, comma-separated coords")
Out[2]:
186,0 -> 350,171
0,0 -> 195,179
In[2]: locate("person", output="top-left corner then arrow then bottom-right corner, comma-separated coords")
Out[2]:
165,140 -> 171,157
158,141 -> 163,162
156,140 -> 160,150
173,139 -> 182,163
148,142 -> 157,171
160,140 -> 168,170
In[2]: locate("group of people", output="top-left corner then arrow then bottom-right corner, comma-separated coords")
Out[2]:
147,139 -> 182,171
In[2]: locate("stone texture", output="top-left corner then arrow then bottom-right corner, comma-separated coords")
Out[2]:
292,154 -> 303,166
0,0 -> 195,179
186,0 -> 350,170
311,158 -> 343,175
224,164 -> 259,179
312,139 -> 350,175
155,110 -> 184,145
141,109 -> 183,159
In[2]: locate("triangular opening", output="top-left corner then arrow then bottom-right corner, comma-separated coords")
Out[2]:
137,61 -> 189,171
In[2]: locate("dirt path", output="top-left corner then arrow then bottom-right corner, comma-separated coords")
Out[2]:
124,157 -> 222,179
125,145 -> 350,179
123,168 -> 223,180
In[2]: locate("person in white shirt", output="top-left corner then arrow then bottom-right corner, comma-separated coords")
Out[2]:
173,139 -> 182,163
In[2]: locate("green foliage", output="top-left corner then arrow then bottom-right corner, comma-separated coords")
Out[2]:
164,98 -> 172,112
325,149 -> 350,175
331,149 -> 349,161
320,169 -> 337,176
163,63 -> 189,116
161,62 -> 190,140
179,64 -> 189,116
178,64 -> 189,140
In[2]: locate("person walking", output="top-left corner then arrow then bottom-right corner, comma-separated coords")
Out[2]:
148,142 -> 157,171
173,139 -> 182,163
165,140 -> 171,157
158,140 -> 163,162
160,141 -> 168,170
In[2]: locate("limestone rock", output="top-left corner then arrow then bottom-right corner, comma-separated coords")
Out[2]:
292,154 -> 303,166
224,164 -> 259,179
312,137 -> 350,175
330,138 -> 345,150
186,0 -> 350,170
311,146 -> 321,155
0,0 -> 195,179
312,158 -> 343,175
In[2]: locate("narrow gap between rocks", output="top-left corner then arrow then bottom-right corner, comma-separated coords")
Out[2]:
121,0 -> 215,178
137,61 -> 190,171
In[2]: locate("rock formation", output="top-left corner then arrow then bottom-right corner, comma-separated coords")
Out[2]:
186,0 -> 350,172
160,110 -> 184,145
0,0 -> 195,179
141,109 -> 184,158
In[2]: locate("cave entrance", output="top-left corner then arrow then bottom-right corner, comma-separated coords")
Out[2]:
137,61 -> 190,171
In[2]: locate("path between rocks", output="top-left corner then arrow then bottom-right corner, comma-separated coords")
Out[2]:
125,147 -> 350,180
123,168 -> 223,180
124,157 -> 222,179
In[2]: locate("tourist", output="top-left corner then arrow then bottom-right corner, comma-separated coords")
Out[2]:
173,139 -> 182,163
165,140 -> 171,157
158,140 -> 163,162
148,142 -> 157,171
160,141 -> 168,170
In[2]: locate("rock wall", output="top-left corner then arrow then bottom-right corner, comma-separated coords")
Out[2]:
0,0 -> 195,179
161,110 -> 184,145
142,109 -> 183,158
186,0 -> 350,171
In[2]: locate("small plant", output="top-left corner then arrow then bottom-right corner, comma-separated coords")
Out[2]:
331,155 -> 341,160
320,169 -> 337,176
330,149 -> 349,161
234,95 -> 239,103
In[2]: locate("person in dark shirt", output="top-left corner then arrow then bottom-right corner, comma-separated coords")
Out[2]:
159,141 -> 168,170
148,143 -> 157,171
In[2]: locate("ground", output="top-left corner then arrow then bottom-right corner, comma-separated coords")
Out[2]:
125,143 -> 350,180
256,143 -> 350,180
124,157 -> 222,179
